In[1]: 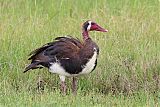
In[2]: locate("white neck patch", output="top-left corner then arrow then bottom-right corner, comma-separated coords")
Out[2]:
87,21 -> 92,31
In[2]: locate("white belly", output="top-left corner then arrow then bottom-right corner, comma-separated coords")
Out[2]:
49,62 -> 71,76
79,51 -> 97,75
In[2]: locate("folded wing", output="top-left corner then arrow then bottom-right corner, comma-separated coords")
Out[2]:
24,36 -> 83,73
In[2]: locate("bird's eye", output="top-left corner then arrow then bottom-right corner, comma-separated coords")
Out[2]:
91,23 -> 95,25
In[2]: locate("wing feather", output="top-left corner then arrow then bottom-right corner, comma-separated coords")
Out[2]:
28,36 -> 83,61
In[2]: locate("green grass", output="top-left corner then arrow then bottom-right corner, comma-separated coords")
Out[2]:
0,0 -> 160,106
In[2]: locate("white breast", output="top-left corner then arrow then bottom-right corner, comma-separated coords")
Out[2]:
80,50 -> 98,75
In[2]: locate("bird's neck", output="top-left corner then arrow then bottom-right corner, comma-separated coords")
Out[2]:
82,30 -> 90,41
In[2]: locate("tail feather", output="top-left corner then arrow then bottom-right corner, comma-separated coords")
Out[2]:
24,62 -> 42,73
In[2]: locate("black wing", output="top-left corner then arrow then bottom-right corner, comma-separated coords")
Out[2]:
28,36 -> 83,60
24,36 -> 83,72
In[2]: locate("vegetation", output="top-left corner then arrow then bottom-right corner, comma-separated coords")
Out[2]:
0,0 -> 159,106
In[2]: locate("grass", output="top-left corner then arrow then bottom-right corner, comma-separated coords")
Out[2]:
0,90 -> 157,107
0,0 -> 160,106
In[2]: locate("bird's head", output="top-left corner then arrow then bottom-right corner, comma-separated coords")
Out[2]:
82,20 -> 108,32
82,20 -> 108,40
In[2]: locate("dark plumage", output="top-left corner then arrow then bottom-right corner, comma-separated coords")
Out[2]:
24,20 -> 108,95
24,37 -> 99,74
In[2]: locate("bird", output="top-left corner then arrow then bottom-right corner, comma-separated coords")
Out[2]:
24,20 -> 108,95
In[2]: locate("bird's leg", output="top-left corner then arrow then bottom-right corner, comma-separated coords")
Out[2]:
59,75 -> 67,95
72,77 -> 77,95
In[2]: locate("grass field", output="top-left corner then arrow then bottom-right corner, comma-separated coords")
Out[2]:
0,0 -> 160,106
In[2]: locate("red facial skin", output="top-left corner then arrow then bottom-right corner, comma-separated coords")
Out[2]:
82,21 -> 108,40
90,23 -> 108,32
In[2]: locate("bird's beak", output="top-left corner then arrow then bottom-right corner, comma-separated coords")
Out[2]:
90,23 -> 108,32
95,24 -> 108,32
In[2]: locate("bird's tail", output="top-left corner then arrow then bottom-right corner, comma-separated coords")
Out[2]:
24,62 -> 43,73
